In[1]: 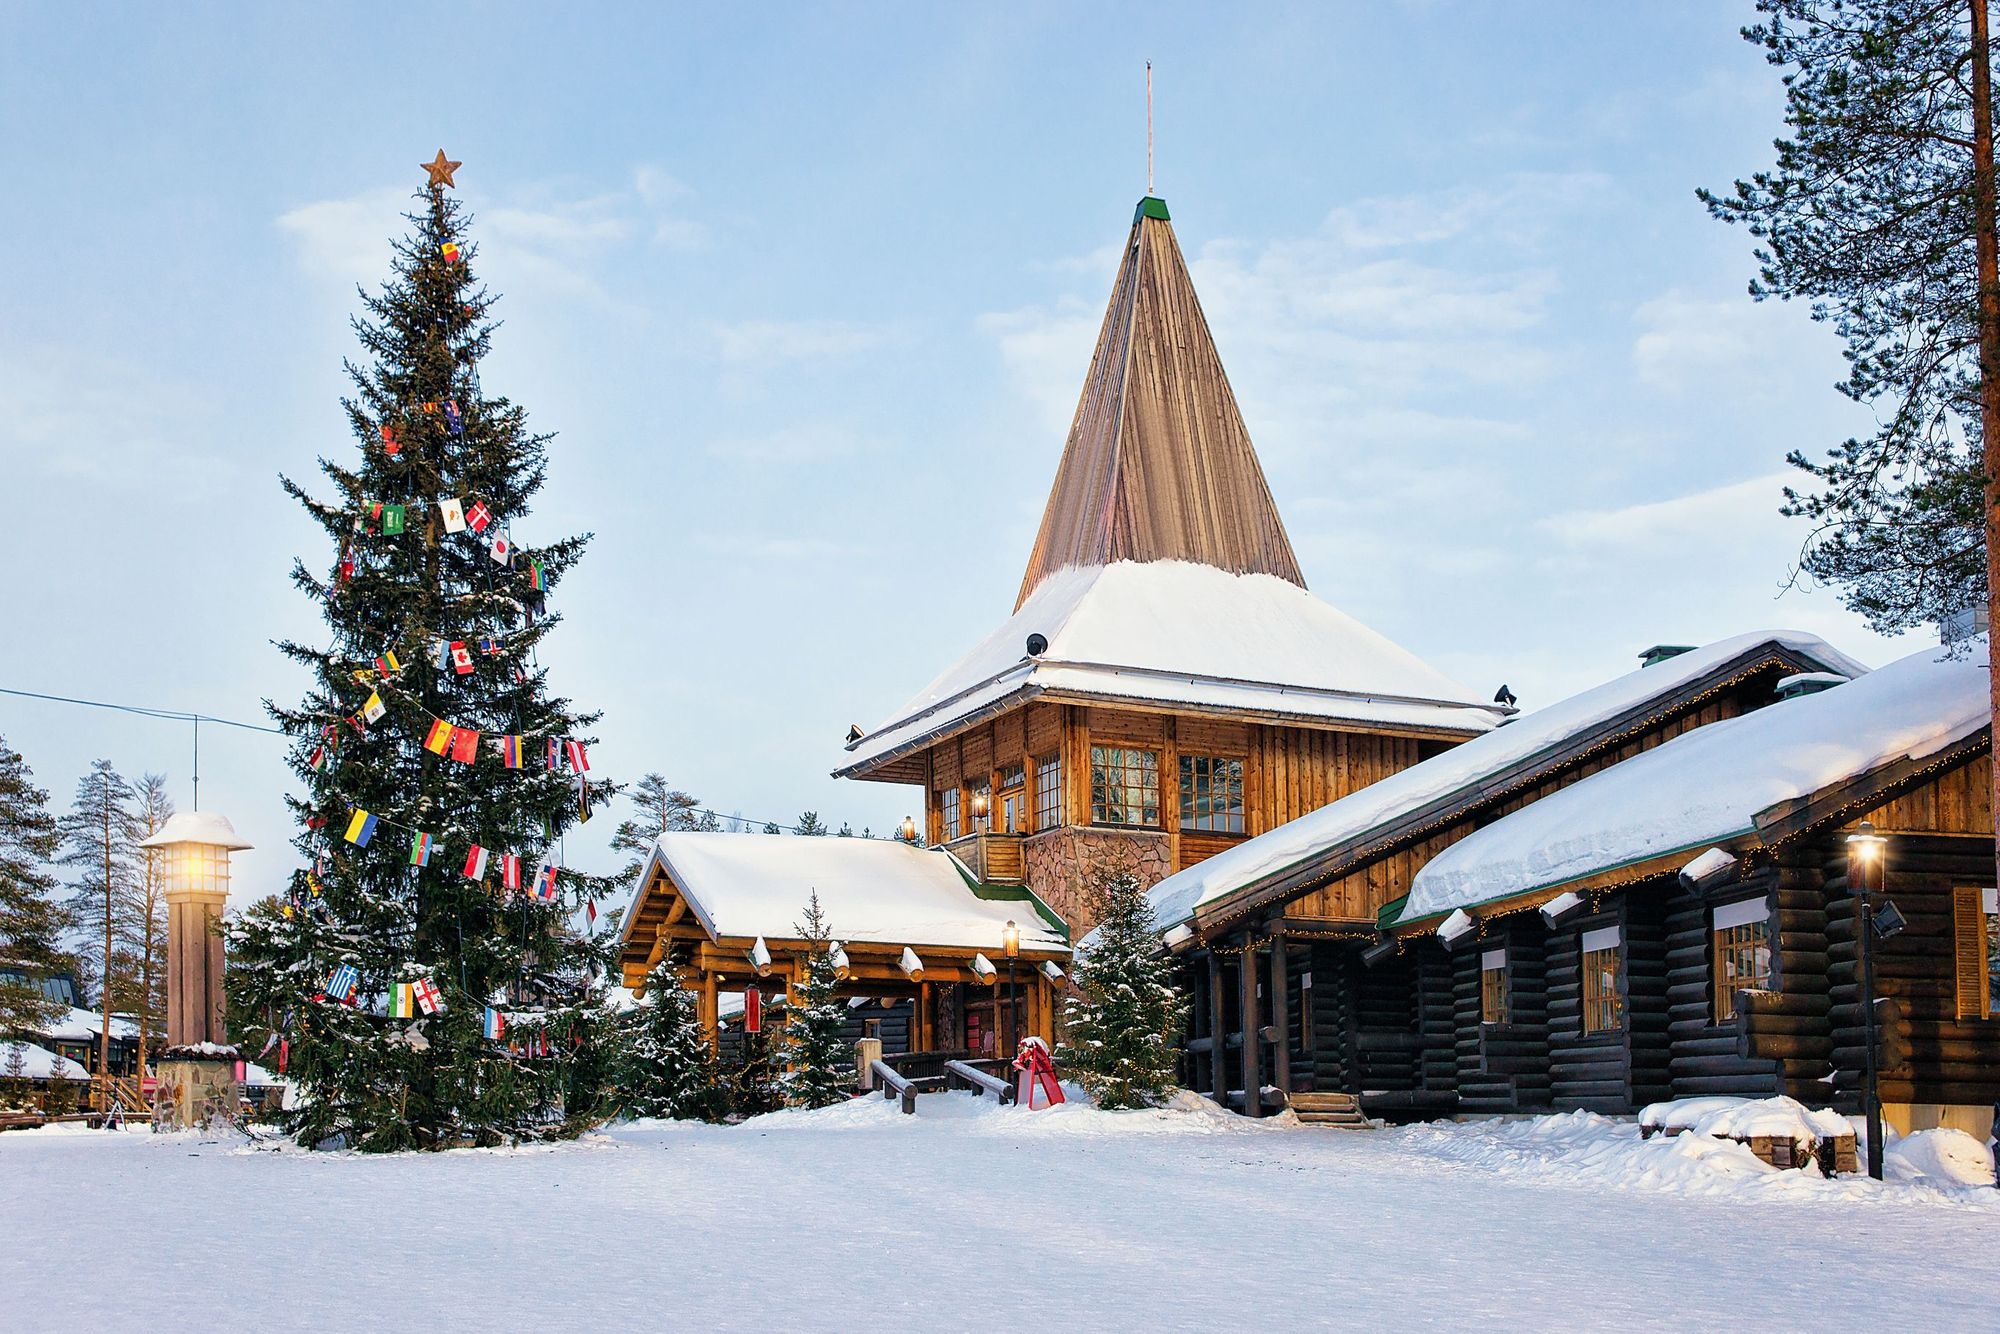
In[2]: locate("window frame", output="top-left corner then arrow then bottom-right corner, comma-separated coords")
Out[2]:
1089,744 -> 1161,828
1033,752 -> 1062,831
1580,925 -> 1626,1036
1179,754 -> 1247,834
939,787 -> 961,842
1479,948 -> 1511,1027
1710,898 -> 1772,1023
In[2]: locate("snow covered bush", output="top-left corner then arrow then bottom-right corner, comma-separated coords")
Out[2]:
1059,872 -> 1186,1109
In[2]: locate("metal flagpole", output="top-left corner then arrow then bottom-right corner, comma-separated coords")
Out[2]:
1146,61 -> 1154,195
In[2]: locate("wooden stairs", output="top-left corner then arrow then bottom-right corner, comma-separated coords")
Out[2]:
1285,1092 -> 1373,1129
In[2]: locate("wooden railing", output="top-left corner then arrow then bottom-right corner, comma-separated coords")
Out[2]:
944,1059 -> 1013,1103
870,1060 -> 920,1115
942,832 -> 1025,884
95,1075 -> 149,1114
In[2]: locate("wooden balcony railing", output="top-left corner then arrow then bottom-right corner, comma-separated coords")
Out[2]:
943,830 -> 1025,884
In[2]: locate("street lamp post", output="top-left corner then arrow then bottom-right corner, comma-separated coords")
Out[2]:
1002,919 -> 1021,1059
1847,820 -> 1887,1180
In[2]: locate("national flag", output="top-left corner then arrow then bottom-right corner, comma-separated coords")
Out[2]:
465,501 -> 492,534
351,668 -> 373,684
501,853 -> 522,891
343,809 -> 378,847
545,737 -> 560,771
576,773 -> 592,824
326,964 -> 359,1003
305,873 -> 321,897
366,501 -> 388,533
308,745 -> 327,772
450,726 -> 480,764
440,241 -> 462,263
413,977 -> 444,1014
408,831 -> 434,867
420,400 -> 439,415
445,400 -> 463,435
375,649 -> 402,677
526,558 -> 546,592
381,504 -> 406,536
424,719 -> 454,755
278,1038 -> 289,1073
346,712 -> 366,734
489,533 -> 511,566
380,424 -> 399,455
462,844 -> 490,880
305,814 -> 328,832
478,636 -> 502,655
337,555 -> 354,584
532,863 -> 559,902
387,982 -> 414,1019
482,1007 -> 506,1040
439,498 -> 467,533
259,1031 -> 278,1058
585,898 -> 598,928
564,739 -> 589,773
450,641 -> 475,675
361,691 -> 386,725
500,734 -> 521,769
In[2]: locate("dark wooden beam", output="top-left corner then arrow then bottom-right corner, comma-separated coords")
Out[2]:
1207,950 -> 1227,1104
1269,925 -> 1291,1095
1239,932 -> 1263,1118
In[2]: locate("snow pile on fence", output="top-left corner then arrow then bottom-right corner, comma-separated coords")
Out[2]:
1638,1094 -> 1852,1144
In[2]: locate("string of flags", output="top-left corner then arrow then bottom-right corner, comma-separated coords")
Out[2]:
340,804 -> 573,902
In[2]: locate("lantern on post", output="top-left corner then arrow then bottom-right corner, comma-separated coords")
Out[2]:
138,811 -> 251,1129
1845,820 -> 1888,1181
1003,919 -> 1021,1057
898,814 -> 918,844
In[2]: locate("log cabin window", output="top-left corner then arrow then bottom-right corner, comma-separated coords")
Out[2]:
1179,755 -> 1246,833
1580,925 -> 1625,1034
1033,752 -> 1062,830
999,764 -> 1027,833
1950,887 -> 2000,1019
1090,745 -> 1159,827
1710,898 -> 1771,1022
1480,948 -> 1510,1026
940,788 -> 961,841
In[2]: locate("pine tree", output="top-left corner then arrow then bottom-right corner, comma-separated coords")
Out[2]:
123,774 -> 173,1073
57,759 -> 138,1084
780,893 -> 849,1109
224,161 -> 618,1152
609,773 -> 712,889
2,1041 -> 29,1109
0,737 -> 67,1036
725,1026 -> 784,1118
620,955 -> 719,1120
1059,873 -> 1186,1109
761,821 -> 782,835
794,811 -> 828,837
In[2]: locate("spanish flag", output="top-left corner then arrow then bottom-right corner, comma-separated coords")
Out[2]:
424,719 -> 454,756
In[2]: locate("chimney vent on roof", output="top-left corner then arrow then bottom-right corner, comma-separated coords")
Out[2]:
1638,644 -> 1696,668
1774,671 -> 1847,702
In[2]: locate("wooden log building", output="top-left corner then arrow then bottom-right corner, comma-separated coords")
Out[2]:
834,196 -> 1507,941
618,833 -> 1070,1059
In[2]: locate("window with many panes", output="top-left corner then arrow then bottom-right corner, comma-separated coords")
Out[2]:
1580,925 -> 1625,1034
1090,745 -> 1159,826
1033,753 -> 1062,830
1711,898 -> 1771,1022
1180,755 -> 1246,833
1480,949 -> 1510,1025
940,788 -> 960,841
998,764 -> 1026,833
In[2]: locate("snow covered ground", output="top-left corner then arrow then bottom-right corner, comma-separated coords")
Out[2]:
4,1095 -> 1998,1330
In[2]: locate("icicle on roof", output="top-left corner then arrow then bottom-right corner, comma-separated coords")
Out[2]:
1015,197 -> 1304,607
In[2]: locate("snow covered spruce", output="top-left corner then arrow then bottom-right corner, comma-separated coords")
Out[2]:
224,178 -> 619,1152
1059,872 -> 1186,1109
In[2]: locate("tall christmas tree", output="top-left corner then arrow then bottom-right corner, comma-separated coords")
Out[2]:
1059,872 -> 1186,1109
779,893 -> 849,1109
226,153 -> 618,1151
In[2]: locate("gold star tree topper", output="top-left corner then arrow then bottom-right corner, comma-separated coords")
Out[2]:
422,150 -> 462,189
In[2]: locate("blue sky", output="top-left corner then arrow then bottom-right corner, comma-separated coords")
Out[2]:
0,3 -> 1909,904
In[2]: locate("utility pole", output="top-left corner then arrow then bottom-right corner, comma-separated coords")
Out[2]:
1969,0 -> 2000,895
98,782 -> 114,1112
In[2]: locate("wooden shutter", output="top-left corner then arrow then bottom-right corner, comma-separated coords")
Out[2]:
1952,886 -> 1990,1021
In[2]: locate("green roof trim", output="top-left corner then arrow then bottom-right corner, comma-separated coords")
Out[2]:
1376,895 -> 1409,932
965,880 -> 1071,943
1135,196 -> 1171,221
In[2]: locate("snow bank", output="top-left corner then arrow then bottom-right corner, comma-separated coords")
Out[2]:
1401,637 -> 1984,923
1888,1129 -> 1995,1187
1139,630 -> 1863,932
3,1040 -> 87,1081
1639,1095 -> 1851,1145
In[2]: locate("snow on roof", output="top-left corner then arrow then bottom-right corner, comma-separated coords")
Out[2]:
1398,638 -> 1986,924
137,810 -> 253,850
3,1040 -> 88,1081
643,832 -> 1068,954
240,1060 -> 286,1088
838,560 -> 1504,774
35,1007 -> 139,1043
1140,631 -> 1867,933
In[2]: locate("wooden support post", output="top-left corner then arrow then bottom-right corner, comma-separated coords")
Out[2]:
1239,934 -> 1263,1118
917,982 -> 932,1052
700,971 -> 719,1055
1206,949 -> 1227,1105
1270,925 -> 1291,1097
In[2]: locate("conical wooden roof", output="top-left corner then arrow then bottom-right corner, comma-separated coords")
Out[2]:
1016,197 -> 1305,608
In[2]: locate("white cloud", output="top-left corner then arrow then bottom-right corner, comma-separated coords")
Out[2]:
1539,472 -> 1793,550
0,345 -> 230,493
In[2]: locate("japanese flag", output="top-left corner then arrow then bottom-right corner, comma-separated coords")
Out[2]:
439,498 -> 467,533
488,532 -> 512,566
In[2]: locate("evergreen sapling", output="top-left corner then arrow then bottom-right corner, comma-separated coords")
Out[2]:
1059,872 -> 1186,1109
780,892 -> 849,1109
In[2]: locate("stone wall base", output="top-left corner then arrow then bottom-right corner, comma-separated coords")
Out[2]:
153,1058 -> 239,1131
1024,827 -> 1171,938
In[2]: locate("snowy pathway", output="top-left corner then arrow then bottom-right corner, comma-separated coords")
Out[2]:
4,1096 -> 1997,1330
